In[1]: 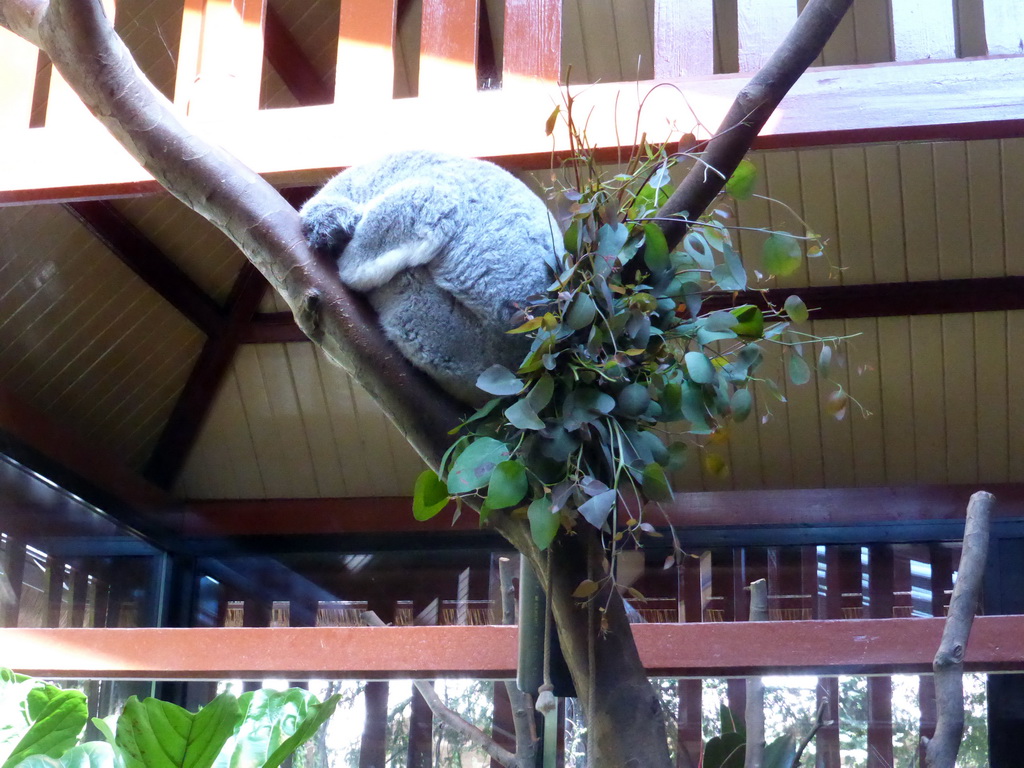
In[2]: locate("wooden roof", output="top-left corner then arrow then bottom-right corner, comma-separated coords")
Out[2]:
0,0 -> 1022,540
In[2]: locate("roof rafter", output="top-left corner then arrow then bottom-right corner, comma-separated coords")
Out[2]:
263,2 -> 333,106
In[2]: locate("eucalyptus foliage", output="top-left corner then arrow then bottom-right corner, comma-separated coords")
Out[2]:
414,113 -> 847,569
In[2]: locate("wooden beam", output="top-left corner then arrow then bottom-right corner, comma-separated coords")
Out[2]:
3,56 -> 1022,204
239,276 -> 1024,345
263,3 -> 333,106
144,263 -> 267,488
5,615 -> 1024,679
64,200 -> 224,337
182,484 -> 1024,538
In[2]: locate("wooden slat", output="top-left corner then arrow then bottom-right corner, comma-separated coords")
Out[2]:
890,0 -> 956,62
263,4 -> 332,106
983,0 -> 1024,56
5,616 -> 1024,678
736,0 -> 797,72
177,0 -> 268,117
0,27 -> 39,131
503,0 -> 562,86
336,0 -> 397,101
3,56 -> 1024,203
654,0 -> 714,78
419,0 -> 478,97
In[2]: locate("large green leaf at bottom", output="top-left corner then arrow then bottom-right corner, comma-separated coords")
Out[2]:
116,695 -> 241,768
12,742 -> 116,768
702,732 -> 745,768
215,689 -> 339,768
2,689 -> 88,768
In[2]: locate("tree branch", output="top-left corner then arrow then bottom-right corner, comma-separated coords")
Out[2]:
361,611 -> 525,768
655,0 -> 855,249
0,0 -> 463,470
745,579 -> 768,768
498,556 -> 539,764
925,491 -> 994,768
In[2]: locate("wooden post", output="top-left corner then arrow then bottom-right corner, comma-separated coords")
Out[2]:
336,0 -> 398,102
654,0 -> 715,78
867,544 -> 895,768
174,0 -> 267,116
419,0 -> 479,96
502,0 -> 561,87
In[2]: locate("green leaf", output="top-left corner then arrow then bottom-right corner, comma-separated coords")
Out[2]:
788,353 -> 811,385
682,232 -> 714,270
412,470 -> 449,521
526,375 -> 555,412
642,223 -> 670,274
684,351 -> 715,385
763,234 -> 802,277
447,438 -> 510,494
219,689 -> 339,768
116,694 -> 241,768
565,293 -> 597,330
725,159 -> 757,200
544,105 -> 560,136
818,345 -> 833,378
578,489 -> 616,529
505,399 -> 545,430
702,732 -> 745,768
730,305 -> 763,339
763,733 -> 797,768
596,223 -> 629,275
730,388 -> 753,422
571,580 -> 600,599
641,463 -> 673,502
783,294 -> 808,323
14,743 -> 115,768
475,365 -> 523,396
485,461 -> 528,509
2,690 -> 88,768
527,497 -> 560,550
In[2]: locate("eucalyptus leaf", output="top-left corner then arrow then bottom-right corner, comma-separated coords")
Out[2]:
412,470 -> 449,521
485,461 -> 528,509
642,223 -> 670,274
684,352 -> 716,385
526,375 -> 555,412
505,399 -> 545,431
730,305 -> 763,339
783,294 -> 808,323
818,345 -> 833,378
682,232 -> 714,270
641,463 -> 673,502
725,159 -> 757,200
578,489 -> 617,529
527,497 -> 560,550
788,353 -> 812,385
475,365 -> 524,396
730,388 -> 753,422
763,233 -> 802,277
447,438 -> 510,493
565,293 -> 597,330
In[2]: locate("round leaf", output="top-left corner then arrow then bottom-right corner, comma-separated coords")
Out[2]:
642,223 -> 670,274
447,438 -> 510,494
505,399 -> 545,430
412,470 -> 449,521
641,463 -> 673,502
783,295 -> 808,324
788,353 -> 811,386
528,496 -> 560,550
565,292 -> 597,330
763,234 -> 802,277
730,305 -> 763,339
486,460 -> 528,509
578,489 -> 617,529
571,580 -> 600,599
730,388 -> 753,422
476,365 -> 524,396
684,351 -> 716,385
725,159 -> 757,200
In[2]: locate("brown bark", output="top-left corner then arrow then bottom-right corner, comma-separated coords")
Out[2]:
0,0 -> 851,764
925,491 -> 994,768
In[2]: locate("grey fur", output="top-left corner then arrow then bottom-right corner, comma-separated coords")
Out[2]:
301,151 -> 558,403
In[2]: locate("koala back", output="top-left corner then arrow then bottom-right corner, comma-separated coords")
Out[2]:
300,151 -> 559,403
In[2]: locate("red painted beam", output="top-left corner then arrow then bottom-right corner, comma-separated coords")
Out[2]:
5,615 -> 1023,679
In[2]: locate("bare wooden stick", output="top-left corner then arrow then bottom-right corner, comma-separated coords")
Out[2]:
362,610 -> 526,768
744,579 -> 768,768
924,491 -> 994,768
498,556 -> 539,764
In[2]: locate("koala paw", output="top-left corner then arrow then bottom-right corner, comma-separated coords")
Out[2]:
300,198 -> 362,258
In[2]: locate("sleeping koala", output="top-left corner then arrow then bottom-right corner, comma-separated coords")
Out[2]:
300,151 -> 559,404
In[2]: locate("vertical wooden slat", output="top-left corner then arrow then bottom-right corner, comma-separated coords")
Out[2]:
420,0 -> 479,96
0,28 -> 39,130
654,0 -> 714,78
982,0 -> 1024,55
909,315 -> 946,484
503,0 -> 562,86
736,0 -> 797,72
175,0 -> 267,116
337,0 -> 398,101
890,0 -> 956,62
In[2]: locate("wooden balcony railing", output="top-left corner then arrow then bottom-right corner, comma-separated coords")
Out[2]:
0,0 -> 1021,203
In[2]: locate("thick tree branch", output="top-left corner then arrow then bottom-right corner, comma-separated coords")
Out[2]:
498,557 -> 539,765
0,0 -> 463,469
656,0 -> 855,249
925,491 -> 994,768
745,579 -> 768,768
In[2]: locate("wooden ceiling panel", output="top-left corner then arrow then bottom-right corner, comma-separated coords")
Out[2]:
0,204 -> 204,469
114,0 -> 185,100
111,194 -> 246,305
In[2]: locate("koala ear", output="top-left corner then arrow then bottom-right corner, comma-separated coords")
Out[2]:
300,195 -> 363,259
